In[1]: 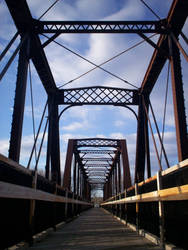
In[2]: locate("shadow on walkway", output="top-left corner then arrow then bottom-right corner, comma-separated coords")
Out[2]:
30,208 -> 162,250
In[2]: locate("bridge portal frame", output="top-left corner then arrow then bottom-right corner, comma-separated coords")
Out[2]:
4,0 -> 188,187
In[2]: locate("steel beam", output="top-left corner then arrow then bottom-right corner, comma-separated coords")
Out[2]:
57,86 -> 139,106
35,20 -> 166,34
48,96 -> 61,184
79,150 -> 116,154
168,37 -> 188,161
140,0 -> 188,95
135,95 -> 147,183
82,158 -> 112,161
9,36 -> 30,162
119,140 -> 132,189
63,139 -> 75,189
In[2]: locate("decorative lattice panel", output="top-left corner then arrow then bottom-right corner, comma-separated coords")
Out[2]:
58,87 -> 139,105
79,150 -> 115,154
76,138 -> 118,147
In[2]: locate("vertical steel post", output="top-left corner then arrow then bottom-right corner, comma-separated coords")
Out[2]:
48,95 -> 61,184
45,103 -> 51,179
63,139 -> 75,189
103,183 -> 106,201
115,164 -> 118,195
80,171 -> 82,197
106,178 -> 111,199
168,36 -> 188,161
144,96 -> 151,178
77,166 -> 80,196
73,154 -> 77,194
119,140 -> 132,189
9,36 -> 30,162
135,95 -> 147,183
117,154 -> 121,193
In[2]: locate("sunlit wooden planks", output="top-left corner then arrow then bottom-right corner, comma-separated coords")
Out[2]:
0,181 -> 91,206
101,184 -> 188,205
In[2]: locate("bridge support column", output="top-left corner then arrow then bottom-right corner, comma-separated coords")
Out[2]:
73,154 -> 77,194
77,165 -> 80,196
168,37 -> 188,161
117,154 -> 121,193
45,103 -> 52,180
135,95 -> 149,183
119,140 -> 131,189
63,139 -> 75,189
9,36 -> 30,162
48,96 -> 61,184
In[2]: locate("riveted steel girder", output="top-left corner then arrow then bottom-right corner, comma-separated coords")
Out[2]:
34,20 -> 167,34
57,86 -> 139,106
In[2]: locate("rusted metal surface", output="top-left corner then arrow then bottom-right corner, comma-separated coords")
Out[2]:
119,140 -> 132,189
140,0 -> 188,95
48,96 -> 61,184
135,95 -> 147,183
35,20 -> 166,34
57,86 -> 139,105
168,37 -> 188,161
9,36 -> 29,162
4,0 -> 187,198
63,140 -> 75,189
5,0 -> 57,93
66,138 -> 132,199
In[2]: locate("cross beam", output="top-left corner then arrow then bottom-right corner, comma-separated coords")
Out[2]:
34,20 -> 167,34
57,86 -> 139,106
78,150 -> 116,154
82,158 -> 112,161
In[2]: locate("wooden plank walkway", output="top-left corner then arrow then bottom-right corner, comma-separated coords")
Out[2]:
30,208 -> 162,250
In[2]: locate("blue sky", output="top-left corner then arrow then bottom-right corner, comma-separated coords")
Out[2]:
0,0 -> 187,181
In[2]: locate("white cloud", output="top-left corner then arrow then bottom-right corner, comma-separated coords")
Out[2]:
96,134 -> 107,138
0,138 -> 9,156
114,120 -> 125,127
62,121 -> 86,131
110,132 -> 125,139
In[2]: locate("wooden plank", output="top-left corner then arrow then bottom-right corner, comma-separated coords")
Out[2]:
0,153 -> 31,175
101,184 -> 188,205
138,175 -> 157,186
0,181 -> 91,206
110,158 -> 188,202
161,158 -> 188,176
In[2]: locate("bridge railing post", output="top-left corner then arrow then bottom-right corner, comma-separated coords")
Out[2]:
27,170 -> 37,245
157,171 -> 165,247
135,183 -> 139,232
52,183 -> 57,231
64,190 -> 68,220
124,190 -> 128,225
119,194 -> 122,219
72,193 -> 75,217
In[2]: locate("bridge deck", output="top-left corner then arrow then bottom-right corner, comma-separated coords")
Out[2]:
30,208 -> 162,250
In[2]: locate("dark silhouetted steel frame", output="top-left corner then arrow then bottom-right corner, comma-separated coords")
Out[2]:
4,0 -> 188,192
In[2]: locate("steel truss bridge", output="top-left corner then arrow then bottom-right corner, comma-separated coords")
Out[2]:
0,0 -> 188,249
